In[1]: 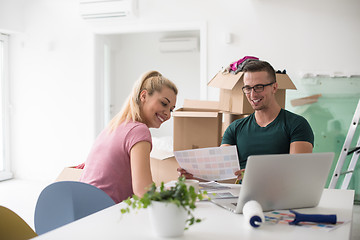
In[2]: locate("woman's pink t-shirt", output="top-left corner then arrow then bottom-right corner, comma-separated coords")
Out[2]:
80,121 -> 152,203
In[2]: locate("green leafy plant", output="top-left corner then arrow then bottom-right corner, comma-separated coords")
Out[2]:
120,176 -> 206,230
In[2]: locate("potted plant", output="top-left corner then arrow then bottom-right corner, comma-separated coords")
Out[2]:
120,176 -> 206,237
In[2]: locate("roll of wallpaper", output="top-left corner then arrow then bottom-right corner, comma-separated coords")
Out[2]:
243,200 -> 265,228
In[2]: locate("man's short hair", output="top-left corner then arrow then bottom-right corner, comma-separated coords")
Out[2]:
242,60 -> 276,83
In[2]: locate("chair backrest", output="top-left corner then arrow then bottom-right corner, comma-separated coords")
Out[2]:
34,181 -> 115,235
0,205 -> 38,240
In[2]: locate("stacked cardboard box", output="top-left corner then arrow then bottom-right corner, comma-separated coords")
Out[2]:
172,99 -> 222,151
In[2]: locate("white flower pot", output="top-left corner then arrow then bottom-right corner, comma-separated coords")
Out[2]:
148,201 -> 188,238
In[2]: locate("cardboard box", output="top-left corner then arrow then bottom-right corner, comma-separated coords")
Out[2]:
55,166 -> 83,182
150,157 -> 180,186
173,100 -> 222,151
208,71 -> 296,114
183,99 -> 220,110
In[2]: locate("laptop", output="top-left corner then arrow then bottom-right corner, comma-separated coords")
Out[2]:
210,152 -> 334,214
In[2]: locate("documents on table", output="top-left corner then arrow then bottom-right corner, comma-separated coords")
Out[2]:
199,181 -> 236,199
199,181 -> 231,191
207,192 -> 236,199
174,146 -> 240,181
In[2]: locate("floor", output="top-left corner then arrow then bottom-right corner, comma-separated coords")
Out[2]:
1,179 -> 359,239
0,179 -> 50,229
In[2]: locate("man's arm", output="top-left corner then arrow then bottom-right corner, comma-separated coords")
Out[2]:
220,144 -> 231,147
289,141 -> 313,154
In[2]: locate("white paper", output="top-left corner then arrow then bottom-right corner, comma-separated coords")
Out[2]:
174,146 -> 240,181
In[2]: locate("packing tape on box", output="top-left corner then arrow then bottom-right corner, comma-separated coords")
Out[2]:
243,200 -> 264,228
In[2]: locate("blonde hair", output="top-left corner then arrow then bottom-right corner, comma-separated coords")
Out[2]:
108,70 -> 178,131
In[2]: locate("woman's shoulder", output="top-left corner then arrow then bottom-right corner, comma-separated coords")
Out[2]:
120,121 -> 150,134
125,121 -> 148,128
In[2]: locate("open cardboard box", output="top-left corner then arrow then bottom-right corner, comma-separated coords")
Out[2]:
182,99 -> 249,136
182,99 -> 220,110
208,71 -> 296,114
173,100 -> 222,151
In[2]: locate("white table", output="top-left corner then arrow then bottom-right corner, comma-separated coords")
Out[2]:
32,187 -> 355,240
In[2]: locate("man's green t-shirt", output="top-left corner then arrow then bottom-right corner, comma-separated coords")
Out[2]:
221,109 -> 314,169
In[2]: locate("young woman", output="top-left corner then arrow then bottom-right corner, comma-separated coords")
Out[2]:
80,71 -> 178,203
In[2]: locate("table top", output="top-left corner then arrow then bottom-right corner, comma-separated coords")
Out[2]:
32,187 -> 355,240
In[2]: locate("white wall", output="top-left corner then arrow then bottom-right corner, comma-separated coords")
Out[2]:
7,0 -> 95,180
88,0 -> 360,98
1,0 -> 359,181
0,0 -> 24,33
108,32 -> 200,138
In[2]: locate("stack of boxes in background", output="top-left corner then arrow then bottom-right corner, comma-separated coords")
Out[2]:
150,68 -> 296,185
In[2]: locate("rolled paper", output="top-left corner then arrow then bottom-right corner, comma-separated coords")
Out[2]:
243,200 -> 265,228
289,210 -> 337,225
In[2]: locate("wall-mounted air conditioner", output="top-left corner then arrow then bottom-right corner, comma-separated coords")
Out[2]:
159,37 -> 199,53
79,0 -> 138,19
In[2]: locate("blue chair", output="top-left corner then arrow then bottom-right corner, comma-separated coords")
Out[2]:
0,205 -> 38,240
34,181 -> 115,235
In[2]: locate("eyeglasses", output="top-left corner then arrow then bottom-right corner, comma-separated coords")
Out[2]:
242,82 -> 275,94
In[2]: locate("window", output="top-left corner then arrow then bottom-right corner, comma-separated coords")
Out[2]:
0,33 -> 12,181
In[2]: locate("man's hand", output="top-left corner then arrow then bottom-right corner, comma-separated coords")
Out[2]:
234,169 -> 245,180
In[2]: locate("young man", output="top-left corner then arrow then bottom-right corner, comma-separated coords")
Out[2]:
178,60 -> 314,180
221,60 -> 314,178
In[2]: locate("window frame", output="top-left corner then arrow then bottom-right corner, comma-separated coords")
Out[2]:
0,33 -> 13,181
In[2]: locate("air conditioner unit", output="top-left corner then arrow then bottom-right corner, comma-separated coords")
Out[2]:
159,37 -> 199,53
79,0 -> 138,19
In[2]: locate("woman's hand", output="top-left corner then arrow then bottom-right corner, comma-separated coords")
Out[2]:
177,167 -> 194,179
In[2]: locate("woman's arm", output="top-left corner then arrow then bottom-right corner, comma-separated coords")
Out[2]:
130,141 -> 153,197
